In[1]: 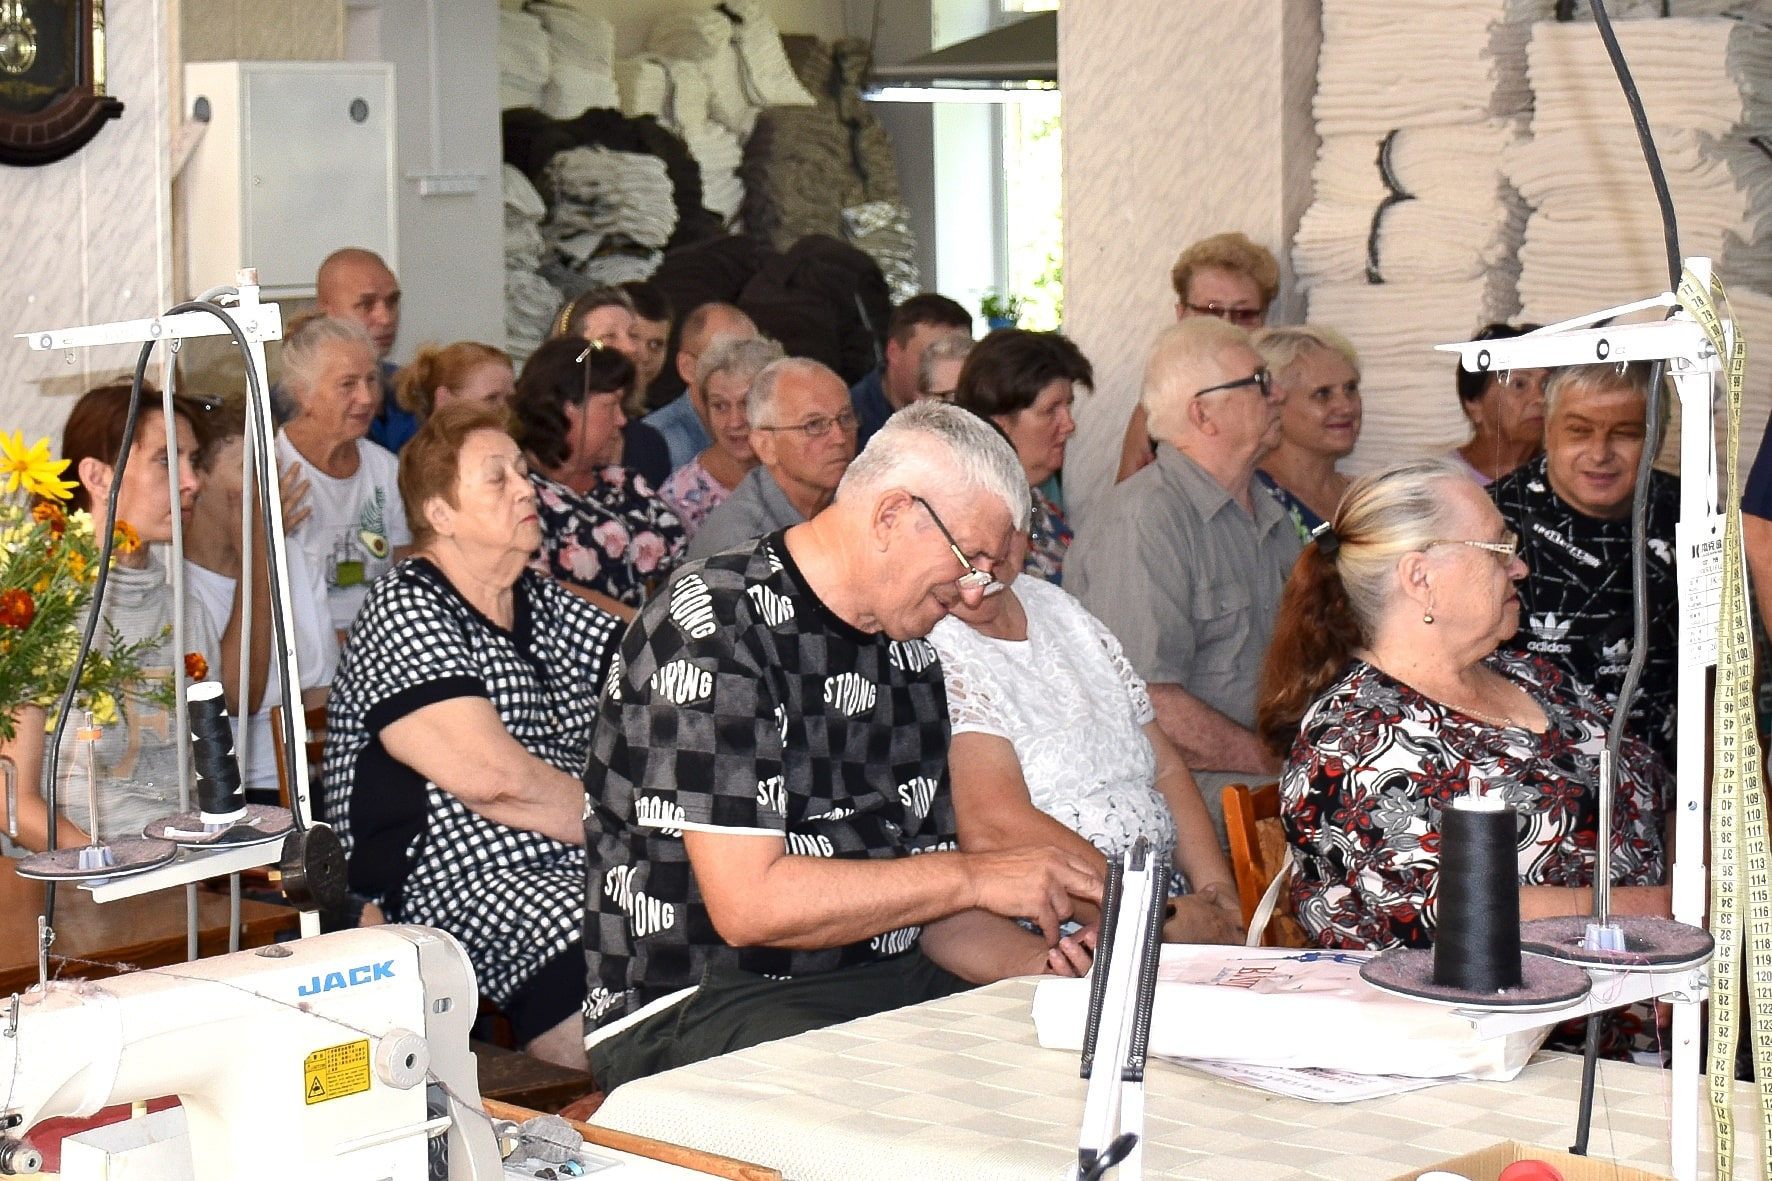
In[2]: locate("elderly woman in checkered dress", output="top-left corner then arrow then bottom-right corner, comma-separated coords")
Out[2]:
322,400 -> 622,1069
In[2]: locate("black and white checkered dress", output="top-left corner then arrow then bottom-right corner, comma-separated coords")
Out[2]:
323,558 -> 620,1005
582,532 -> 956,1034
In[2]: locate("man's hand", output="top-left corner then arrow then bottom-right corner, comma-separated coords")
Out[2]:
1045,924 -> 1098,976
1163,883 -> 1245,945
965,846 -> 1105,943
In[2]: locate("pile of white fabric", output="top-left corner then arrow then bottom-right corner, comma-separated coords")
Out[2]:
503,165 -> 559,365
540,146 -> 678,264
1296,0 -> 1548,474
1511,16 -> 1772,324
499,9 -> 551,111
533,2 -> 620,120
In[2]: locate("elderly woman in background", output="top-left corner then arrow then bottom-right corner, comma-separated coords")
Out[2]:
1119,232 -> 1280,481
916,331 -> 974,403
1252,325 -> 1363,539
514,338 -> 686,619
276,315 -> 412,638
930,534 -> 1243,944
1255,457 -> 1668,952
395,342 -> 516,423
185,402 -> 338,803
1453,322 -> 1550,487
323,401 -> 624,1067
657,336 -> 784,536
954,328 -> 1093,583
13,385 -> 222,849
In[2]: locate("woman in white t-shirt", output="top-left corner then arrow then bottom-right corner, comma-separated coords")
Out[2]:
186,406 -> 340,799
13,386 -> 224,848
928,532 -> 1244,944
275,315 -> 412,638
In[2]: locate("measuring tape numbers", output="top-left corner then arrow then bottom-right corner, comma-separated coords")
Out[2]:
1684,269 -> 1768,1178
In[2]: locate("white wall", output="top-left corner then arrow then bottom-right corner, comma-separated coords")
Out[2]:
1058,1 -> 1320,530
0,0 -> 172,446
346,0 -> 504,360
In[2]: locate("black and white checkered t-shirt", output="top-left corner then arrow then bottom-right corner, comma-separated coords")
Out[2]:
582,532 -> 955,1034
323,558 -> 620,1006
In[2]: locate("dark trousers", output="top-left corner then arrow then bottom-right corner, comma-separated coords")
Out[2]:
590,950 -> 967,1093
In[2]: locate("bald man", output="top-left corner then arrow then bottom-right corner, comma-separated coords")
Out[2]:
315,248 -> 415,452
642,302 -> 760,472
1067,317 -> 1301,845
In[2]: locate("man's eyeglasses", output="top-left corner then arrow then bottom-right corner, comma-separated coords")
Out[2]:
1183,301 -> 1265,328
1428,530 -> 1520,562
1194,367 -> 1274,401
754,410 -> 859,439
909,495 -> 994,590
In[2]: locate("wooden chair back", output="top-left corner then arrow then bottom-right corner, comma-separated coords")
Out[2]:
1221,781 -> 1310,948
269,703 -> 328,812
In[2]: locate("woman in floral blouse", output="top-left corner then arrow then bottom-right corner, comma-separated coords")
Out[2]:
511,339 -> 685,620
1254,456 -> 1668,952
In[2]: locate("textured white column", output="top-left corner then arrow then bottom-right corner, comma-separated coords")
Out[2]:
1060,1 -> 1319,531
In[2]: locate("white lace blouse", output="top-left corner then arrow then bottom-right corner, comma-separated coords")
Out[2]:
929,577 -> 1177,868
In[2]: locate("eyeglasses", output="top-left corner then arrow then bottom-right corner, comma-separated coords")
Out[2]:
753,410 -> 859,439
1183,301 -> 1265,328
1428,530 -> 1520,562
1194,367 -> 1274,400
909,495 -> 995,590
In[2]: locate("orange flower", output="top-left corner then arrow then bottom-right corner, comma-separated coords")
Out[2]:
31,500 -> 65,538
64,550 -> 87,582
0,589 -> 35,630
112,520 -> 141,555
185,652 -> 209,681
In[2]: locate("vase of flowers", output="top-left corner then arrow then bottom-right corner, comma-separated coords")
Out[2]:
0,431 -> 158,745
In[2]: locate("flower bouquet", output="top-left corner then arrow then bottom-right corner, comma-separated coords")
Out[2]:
0,432 -> 160,743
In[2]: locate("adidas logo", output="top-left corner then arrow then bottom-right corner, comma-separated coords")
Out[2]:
1530,613 -> 1571,642
1601,637 -> 1630,660
1647,539 -> 1672,564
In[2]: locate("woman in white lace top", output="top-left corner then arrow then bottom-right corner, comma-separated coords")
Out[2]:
929,538 -> 1244,943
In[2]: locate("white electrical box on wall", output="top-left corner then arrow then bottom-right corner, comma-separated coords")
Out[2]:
183,61 -> 398,298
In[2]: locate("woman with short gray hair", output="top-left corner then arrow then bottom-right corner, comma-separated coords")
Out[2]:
658,336 -> 785,536
276,313 -> 413,636
1252,324 -> 1362,541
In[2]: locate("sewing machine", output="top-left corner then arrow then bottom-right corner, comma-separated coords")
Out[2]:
0,925 -> 504,1180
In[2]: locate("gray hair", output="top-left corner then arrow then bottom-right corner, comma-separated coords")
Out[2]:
1142,316 -> 1251,442
1332,455 -> 1472,634
917,331 -> 974,398
697,335 -> 785,390
838,400 -> 1031,531
1251,324 -> 1359,387
1542,360 -> 1659,424
279,315 -> 377,415
746,356 -> 838,427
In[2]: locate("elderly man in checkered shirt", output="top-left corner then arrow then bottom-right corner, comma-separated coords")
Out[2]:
579,401 -> 1103,1094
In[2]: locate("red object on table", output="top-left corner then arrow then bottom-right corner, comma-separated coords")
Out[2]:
1498,1161 -> 1566,1181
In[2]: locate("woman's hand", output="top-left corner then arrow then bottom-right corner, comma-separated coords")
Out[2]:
1163,883 -> 1246,945
280,462 -> 312,533
1045,923 -> 1098,976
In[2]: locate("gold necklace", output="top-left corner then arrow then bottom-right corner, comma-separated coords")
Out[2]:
1446,699 -> 1517,729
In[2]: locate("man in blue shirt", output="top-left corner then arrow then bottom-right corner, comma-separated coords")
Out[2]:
850,293 -> 973,449
642,302 -> 758,472
315,248 -> 416,453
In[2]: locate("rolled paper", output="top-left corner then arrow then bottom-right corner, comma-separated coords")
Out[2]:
1432,794 -> 1524,991
187,680 -> 246,824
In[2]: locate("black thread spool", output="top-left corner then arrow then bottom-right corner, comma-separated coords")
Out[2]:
187,680 -> 246,825
1432,795 -> 1523,992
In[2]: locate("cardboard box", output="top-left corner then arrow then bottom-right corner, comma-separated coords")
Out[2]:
1390,1141 -> 1673,1181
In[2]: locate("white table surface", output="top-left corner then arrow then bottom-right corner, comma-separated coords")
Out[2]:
593,977 -> 1764,1181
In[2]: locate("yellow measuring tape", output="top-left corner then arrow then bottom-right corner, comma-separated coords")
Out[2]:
1684,269 -> 1767,1176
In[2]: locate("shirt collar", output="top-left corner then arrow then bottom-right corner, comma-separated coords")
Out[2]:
1154,445 -> 1289,535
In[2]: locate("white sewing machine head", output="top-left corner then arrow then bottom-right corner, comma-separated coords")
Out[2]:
0,925 -> 503,1180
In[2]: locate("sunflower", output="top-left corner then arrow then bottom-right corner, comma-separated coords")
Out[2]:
0,432 -> 77,501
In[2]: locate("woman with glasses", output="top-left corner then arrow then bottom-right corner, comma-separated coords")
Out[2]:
1117,232 -> 1280,482
513,339 -> 686,622
1254,457 -> 1669,953
954,328 -> 1094,583
1453,322 -> 1550,486
929,530 -> 1244,945
1251,325 -> 1362,541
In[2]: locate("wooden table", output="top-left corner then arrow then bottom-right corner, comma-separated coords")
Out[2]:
0,862 -> 297,991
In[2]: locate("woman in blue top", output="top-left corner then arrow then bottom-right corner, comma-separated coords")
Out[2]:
1252,325 -> 1362,541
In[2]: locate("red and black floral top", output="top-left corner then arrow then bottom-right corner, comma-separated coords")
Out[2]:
1280,651 -> 1667,950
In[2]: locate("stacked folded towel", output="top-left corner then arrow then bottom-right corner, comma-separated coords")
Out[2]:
686,124 -> 745,222
541,146 -> 679,264
1512,16 -> 1772,332
530,3 -> 620,120
504,165 -> 559,365
500,9 -> 551,111
1297,0 -> 1545,472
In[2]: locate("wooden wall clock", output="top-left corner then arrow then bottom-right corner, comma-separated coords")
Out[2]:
0,0 -> 121,166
